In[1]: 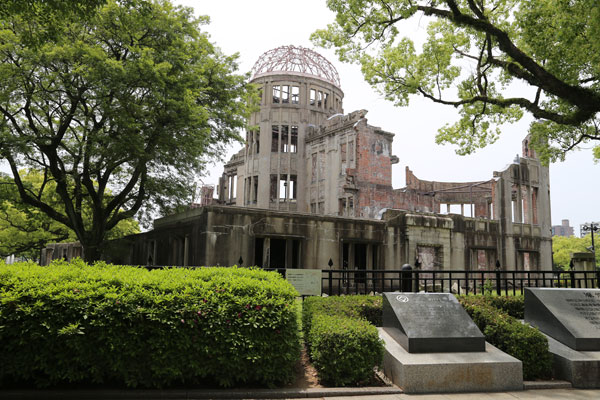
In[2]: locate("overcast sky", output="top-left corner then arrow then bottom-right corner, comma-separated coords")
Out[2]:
181,0 -> 599,235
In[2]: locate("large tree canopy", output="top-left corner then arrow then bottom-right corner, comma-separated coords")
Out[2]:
0,0 -> 254,261
0,170 -> 139,260
312,0 -> 600,163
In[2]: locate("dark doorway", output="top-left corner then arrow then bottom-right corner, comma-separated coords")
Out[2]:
269,238 -> 286,268
254,238 -> 264,267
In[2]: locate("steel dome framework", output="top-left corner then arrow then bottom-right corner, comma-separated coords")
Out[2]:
250,45 -> 341,89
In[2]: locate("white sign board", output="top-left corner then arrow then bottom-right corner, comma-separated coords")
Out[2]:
285,269 -> 322,296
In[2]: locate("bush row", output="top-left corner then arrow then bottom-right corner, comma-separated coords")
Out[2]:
0,260 -> 300,388
302,296 -> 384,386
459,297 -> 552,380
482,295 -> 524,319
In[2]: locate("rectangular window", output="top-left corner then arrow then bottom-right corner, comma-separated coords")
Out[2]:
348,140 -> 354,163
281,85 -> 290,103
229,174 -> 237,199
271,125 -> 279,152
310,89 -> 316,106
318,201 -> 324,215
255,131 -> 260,154
318,91 -> 323,107
279,177 -> 287,201
324,92 -> 329,108
281,125 -> 289,152
290,175 -> 297,201
291,86 -> 300,104
272,85 -> 280,103
310,203 -> 316,213
290,126 -> 298,153
270,174 -> 277,201
339,197 -> 346,216
252,176 -> 258,203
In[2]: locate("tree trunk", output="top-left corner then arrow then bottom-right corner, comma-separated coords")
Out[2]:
82,242 -> 102,263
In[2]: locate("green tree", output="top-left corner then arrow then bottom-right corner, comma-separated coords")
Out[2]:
0,170 -> 139,260
552,234 -> 600,270
0,0 -> 254,261
312,0 -> 600,163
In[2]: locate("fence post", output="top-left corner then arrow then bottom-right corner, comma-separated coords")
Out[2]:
495,260 -> 501,296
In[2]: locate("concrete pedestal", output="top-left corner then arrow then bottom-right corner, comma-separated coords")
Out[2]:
546,334 -> 600,388
379,328 -> 523,394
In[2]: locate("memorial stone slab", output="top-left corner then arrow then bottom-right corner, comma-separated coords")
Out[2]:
525,288 -> 600,351
382,292 -> 485,353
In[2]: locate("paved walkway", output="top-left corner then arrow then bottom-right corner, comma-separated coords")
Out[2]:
308,388 -> 600,400
3,387 -> 600,399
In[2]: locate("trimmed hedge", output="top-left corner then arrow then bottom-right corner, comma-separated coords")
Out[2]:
459,297 -> 552,380
302,296 -> 384,386
0,260 -> 300,388
484,295 -> 524,319
302,295 -> 382,337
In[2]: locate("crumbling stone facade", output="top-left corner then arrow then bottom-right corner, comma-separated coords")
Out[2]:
55,45 -> 554,273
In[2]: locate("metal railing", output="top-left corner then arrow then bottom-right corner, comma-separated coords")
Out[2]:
144,265 -> 600,296
316,269 -> 600,296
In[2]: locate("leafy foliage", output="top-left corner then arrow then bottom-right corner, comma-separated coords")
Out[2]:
0,261 -> 300,388
302,296 -> 384,386
553,234 -> 600,270
0,170 -> 139,259
0,0 -> 256,261
459,296 -> 552,380
312,0 -> 600,163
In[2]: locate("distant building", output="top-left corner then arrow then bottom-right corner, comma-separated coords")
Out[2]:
552,219 -> 574,237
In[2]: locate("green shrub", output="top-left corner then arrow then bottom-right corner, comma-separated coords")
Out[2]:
302,295 -> 382,338
302,295 -> 384,386
487,295 -> 524,319
307,313 -> 383,386
459,297 -> 552,380
0,260 -> 300,388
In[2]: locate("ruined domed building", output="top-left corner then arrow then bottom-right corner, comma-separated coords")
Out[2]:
84,46 -> 552,280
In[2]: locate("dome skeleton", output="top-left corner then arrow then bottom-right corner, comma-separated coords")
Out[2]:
250,45 -> 341,88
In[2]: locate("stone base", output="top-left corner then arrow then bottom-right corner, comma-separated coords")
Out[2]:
546,334 -> 600,388
379,328 -> 523,394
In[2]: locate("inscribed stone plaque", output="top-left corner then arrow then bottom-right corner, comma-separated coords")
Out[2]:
382,292 -> 485,353
525,288 -> 600,351
285,269 -> 321,296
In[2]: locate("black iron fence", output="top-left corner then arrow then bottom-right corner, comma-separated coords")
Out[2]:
145,265 -> 600,296
272,268 -> 600,296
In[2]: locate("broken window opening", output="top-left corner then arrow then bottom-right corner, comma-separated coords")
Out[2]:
271,125 -> 279,152
255,131 -> 260,154
318,201 -> 324,215
339,198 -> 346,216
290,126 -> 298,153
317,91 -> 323,107
291,86 -> 300,104
310,89 -> 316,106
252,176 -> 258,204
310,202 -> 316,213
348,140 -> 354,164
229,174 -> 236,200
281,85 -> 289,103
532,188 -> 538,224
324,92 -> 329,108
290,175 -> 297,201
270,174 -> 277,201
281,125 -> 289,152
340,142 -> 347,174
279,177 -> 287,201
272,85 -> 280,103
